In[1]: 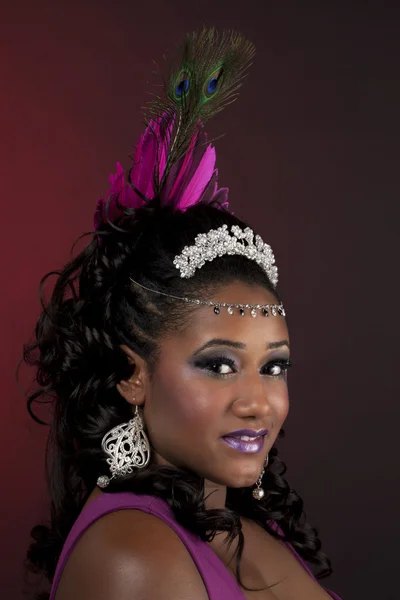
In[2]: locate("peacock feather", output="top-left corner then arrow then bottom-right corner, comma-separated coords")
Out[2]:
144,27 -> 256,193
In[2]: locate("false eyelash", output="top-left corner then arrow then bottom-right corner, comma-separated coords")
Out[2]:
268,358 -> 293,369
261,358 -> 293,376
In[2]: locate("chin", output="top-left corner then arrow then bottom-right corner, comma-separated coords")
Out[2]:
229,475 -> 259,489
208,467 -> 260,490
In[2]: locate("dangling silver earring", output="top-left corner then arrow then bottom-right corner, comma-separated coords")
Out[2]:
97,403 -> 151,489
252,453 -> 269,500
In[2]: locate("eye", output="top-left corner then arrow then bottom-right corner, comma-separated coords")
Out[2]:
194,355 -> 237,377
262,359 -> 292,378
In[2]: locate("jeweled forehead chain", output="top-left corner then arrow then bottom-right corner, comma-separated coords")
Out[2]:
129,224 -> 286,318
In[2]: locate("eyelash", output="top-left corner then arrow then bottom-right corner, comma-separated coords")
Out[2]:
195,356 -> 293,379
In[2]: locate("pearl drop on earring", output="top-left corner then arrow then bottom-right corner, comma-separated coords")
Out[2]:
252,454 -> 269,500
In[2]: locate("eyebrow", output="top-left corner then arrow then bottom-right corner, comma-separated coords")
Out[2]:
193,338 -> 290,355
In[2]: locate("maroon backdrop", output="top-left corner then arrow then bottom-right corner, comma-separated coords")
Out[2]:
1,1 -> 399,598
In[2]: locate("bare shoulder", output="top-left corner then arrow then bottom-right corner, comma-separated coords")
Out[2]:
55,508 -> 209,600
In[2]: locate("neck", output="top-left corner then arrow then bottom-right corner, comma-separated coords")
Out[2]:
204,480 -> 227,509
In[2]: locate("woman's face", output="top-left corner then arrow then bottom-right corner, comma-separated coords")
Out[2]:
143,281 -> 290,489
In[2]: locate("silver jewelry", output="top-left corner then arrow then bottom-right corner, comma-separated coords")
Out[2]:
129,277 -> 286,318
252,454 -> 269,500
97,404 -> 151,489
173,224 -> 279,287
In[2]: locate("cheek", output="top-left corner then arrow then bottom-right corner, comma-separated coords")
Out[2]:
148,366 -> 219,429
270,381 -> 290,422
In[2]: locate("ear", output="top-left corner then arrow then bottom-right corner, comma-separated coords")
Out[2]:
116,344 -> 149,408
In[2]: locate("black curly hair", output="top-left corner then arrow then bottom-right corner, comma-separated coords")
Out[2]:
22,197 -> 333,598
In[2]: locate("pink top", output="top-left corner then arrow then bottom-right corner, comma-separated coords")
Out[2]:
49,492 -> 342,600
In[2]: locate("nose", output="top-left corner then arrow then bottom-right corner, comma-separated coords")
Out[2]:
231,373 -> 273,422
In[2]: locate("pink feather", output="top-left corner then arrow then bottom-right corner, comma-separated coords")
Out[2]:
130,116 -> 173,197
94,162 -> 146,230
94,115 -> 229,233
161,130 -> 227,211
175,144 -> 216,210
166,132 -> 200,203
131,128 -> 157,199
151,116 -> 173,182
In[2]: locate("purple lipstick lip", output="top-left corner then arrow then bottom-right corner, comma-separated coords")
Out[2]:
222,435 -> 265,454
222,429 -> 268,438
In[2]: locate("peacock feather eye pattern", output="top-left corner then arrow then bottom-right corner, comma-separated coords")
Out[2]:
204,67 -> 223,99
175,71 -> 190,99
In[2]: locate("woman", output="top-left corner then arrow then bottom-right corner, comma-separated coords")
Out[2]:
24,29 -> 342,600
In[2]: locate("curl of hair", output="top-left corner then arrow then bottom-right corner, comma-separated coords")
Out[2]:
22,200 -> 332,598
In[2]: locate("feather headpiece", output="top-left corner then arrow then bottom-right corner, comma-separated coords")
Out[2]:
94,28 -> 255,231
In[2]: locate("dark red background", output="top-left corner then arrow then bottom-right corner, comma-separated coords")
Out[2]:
1,1 -> 399,598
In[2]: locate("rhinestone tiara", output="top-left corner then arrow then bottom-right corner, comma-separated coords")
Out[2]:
172,224 -> 279,287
